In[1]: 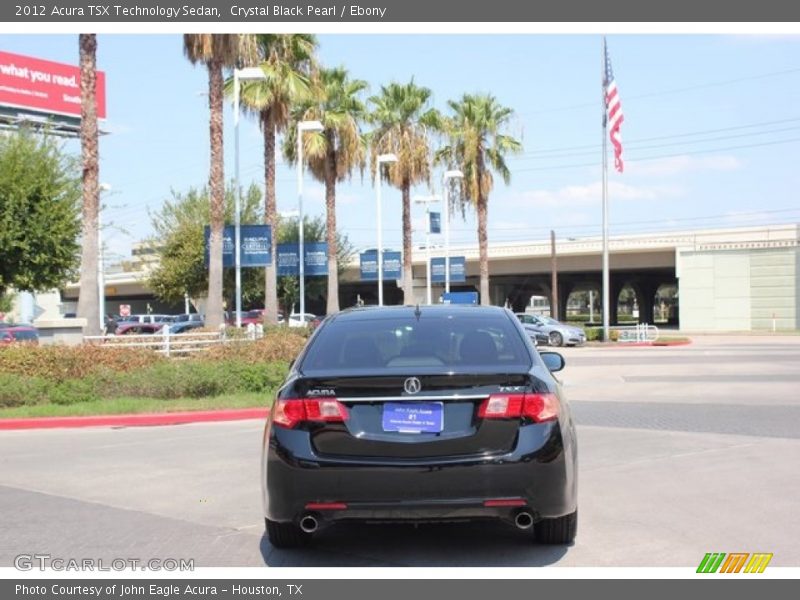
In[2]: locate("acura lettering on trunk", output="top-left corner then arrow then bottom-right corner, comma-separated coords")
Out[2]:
261,305 -> 578,548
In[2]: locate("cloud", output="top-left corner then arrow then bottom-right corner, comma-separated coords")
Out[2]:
629,155 -> 742,177
516,181 -> 676,208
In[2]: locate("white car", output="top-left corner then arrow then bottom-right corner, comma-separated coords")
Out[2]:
287,313 -> 316,328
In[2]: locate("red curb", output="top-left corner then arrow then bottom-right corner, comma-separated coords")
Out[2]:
0,408 -> 269,431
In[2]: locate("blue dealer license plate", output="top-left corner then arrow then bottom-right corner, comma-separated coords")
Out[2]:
382,402 -> 443,433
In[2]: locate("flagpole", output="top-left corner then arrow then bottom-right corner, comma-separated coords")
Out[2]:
601,37 -> 611,342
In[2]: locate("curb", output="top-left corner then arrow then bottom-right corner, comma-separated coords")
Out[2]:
0,408 -> 269,431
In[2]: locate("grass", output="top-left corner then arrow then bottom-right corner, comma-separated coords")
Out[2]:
0,392 -> 273,419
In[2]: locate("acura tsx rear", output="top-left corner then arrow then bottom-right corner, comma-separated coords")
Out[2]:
261,305 -> 577,547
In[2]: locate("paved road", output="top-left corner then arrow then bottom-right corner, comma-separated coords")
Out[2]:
1,335 -> 798,567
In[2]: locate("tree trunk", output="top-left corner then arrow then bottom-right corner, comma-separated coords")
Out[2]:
76,33 -> 101,336
401,178 -> 414,304
477,191 -> 490,306
325,140 -> 339,315
262,110 -> 279,325
205,58 -> 225,329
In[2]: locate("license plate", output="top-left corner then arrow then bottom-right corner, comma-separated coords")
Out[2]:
382,402 -> 443,433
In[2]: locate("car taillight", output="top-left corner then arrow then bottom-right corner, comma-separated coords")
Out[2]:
272,398 -> 349,429
478,392 -> 559,423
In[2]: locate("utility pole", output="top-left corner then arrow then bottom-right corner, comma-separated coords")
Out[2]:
550,230 -> 559,320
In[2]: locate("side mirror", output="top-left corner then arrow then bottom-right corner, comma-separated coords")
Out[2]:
540,351 -> 565,372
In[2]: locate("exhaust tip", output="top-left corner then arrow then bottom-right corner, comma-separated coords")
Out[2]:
514,511 -> 534,530
300,515 -> 318,533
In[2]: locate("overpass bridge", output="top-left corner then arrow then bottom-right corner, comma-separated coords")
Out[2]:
54,223 -> 799,332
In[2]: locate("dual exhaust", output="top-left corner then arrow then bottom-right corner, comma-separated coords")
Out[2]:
299,509 -> 534,533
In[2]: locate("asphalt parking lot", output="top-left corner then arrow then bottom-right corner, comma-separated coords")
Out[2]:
1,335 -> 798,567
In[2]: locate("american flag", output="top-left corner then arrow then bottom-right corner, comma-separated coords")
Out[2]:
603,39 -> 625,173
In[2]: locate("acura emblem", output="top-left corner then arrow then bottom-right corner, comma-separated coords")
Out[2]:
403,377 -> 422,394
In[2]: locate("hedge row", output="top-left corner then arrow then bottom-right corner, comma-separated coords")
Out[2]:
0,328 -> 308,408
0,359 -> 289,408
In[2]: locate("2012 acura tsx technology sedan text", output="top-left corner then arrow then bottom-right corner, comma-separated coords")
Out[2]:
261,305 -> 578,548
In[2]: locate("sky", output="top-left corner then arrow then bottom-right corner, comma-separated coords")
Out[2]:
3,34 -> 800,265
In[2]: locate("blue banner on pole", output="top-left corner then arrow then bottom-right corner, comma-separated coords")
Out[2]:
360,250 -> 402,281
431,256 -> 466,283
276,242 -> 328,276
204,225 -> 271,268
429,211 -> 441,234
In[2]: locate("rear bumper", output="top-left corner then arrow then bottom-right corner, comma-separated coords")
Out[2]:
262,422 -> 577,525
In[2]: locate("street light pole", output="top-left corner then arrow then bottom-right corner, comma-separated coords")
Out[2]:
413,195 -> 441,305
442,170 -> 463,294
98,183 -> 111,331
233,68 -> 242,328
375,153 -> 398,306
231,67 -> 267,328
297,120 -> 324,318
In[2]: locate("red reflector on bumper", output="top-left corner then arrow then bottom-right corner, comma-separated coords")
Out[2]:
305,502 -> 348,510
483,499 -> 527,507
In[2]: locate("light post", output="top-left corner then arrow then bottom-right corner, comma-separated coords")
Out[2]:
98,182 -> 111,331
442,169 -> 463,294
232,67 -> 267,328
296,120 -> 324,319
375,153 -> 398,306
413,195 -> 441,305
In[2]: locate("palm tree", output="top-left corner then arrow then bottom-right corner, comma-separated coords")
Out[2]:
226,34 -> 317,325
368,81 -> 439,304
436,94 -> 522,306
76,33 -> 101,336
183,34 -> 251,328
284,67 -> 367,315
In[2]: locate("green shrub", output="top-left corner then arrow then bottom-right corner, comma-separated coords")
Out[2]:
49,378 -> 101,405
584,328 -> 601,342
0,344 -> 163,381
0,373 -> 52,408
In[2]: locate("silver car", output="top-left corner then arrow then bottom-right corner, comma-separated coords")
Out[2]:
515,313 -> 586,347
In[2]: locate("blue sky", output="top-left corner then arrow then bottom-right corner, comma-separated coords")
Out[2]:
3,34 -> 800,263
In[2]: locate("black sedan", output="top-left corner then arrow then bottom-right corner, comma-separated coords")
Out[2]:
261,305 -> 578,547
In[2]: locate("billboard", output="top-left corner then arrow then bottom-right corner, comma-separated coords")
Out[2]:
0,51 -> 107,119
431,256 -> 467,283
204,225 -> 272,267
360,250 -> 402,281
276,242 -> 328,276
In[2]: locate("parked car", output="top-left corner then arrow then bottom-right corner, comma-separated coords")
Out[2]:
168,321 -> 205,334
309,315 -> 324,331
0,325 -> 39,345
173,313 -> 204,323
515,313 -> 586,347
287,312 -> 316,328
115,322 -> 165,335
261,305 -> 577,547
125,314 -> 174,324
514,317 -> 549,346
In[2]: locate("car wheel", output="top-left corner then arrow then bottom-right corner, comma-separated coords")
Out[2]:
535,510 -> 577,545
548,331 -> 564,347
265,518 -> 312,548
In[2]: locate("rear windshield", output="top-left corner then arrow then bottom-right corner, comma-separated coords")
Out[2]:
301,312 -> 531,374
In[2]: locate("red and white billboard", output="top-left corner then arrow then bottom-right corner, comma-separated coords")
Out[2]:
0,51 -> 106,119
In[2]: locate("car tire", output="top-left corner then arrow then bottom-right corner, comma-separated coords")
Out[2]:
535,510 -> 577,545
265,518 -> 312,548
549,331 -> 564,347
